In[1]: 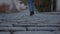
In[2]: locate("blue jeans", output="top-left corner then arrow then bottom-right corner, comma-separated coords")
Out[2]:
28,0 -> 35,12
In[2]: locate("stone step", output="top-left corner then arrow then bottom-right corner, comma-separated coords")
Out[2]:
53,31 -> 60,34
0,32 -> 10,34
0,24 -> 59,31
14,31 -> 54,34
0,24 -> 12,27
28,27 -> 58,31
0,27 -> 26,31
13,24 -> 60,27
0,31 -> 59,34
0,24 -> 60,27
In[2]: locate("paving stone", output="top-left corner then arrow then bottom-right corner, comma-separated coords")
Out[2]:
14,31 -> 54,34
28,27 -> 58,31
0,27 -> 26,31
0,24 -> 12,27
0,32 -> 10,34
13,24 -> 60,27
53,31 -> 60,34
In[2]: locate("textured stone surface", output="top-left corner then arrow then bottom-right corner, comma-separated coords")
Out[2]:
0,9 -> 60,34
0,9 -> 60,24
14,31 -> 54,34
0,32 -> 10,34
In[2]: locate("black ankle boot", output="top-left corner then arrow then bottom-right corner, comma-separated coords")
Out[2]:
30,11 -> 34,16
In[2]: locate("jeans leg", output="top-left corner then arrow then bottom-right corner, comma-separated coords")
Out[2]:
28,2 -> 35,16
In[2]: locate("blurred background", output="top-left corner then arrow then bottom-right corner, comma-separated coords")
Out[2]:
0,0 -> 58,13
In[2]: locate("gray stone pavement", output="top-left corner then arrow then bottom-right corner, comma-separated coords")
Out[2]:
0,9 -> 60,34
0,32 -> 10,34
0,9 -> 60,24
0,31 -> 60,34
